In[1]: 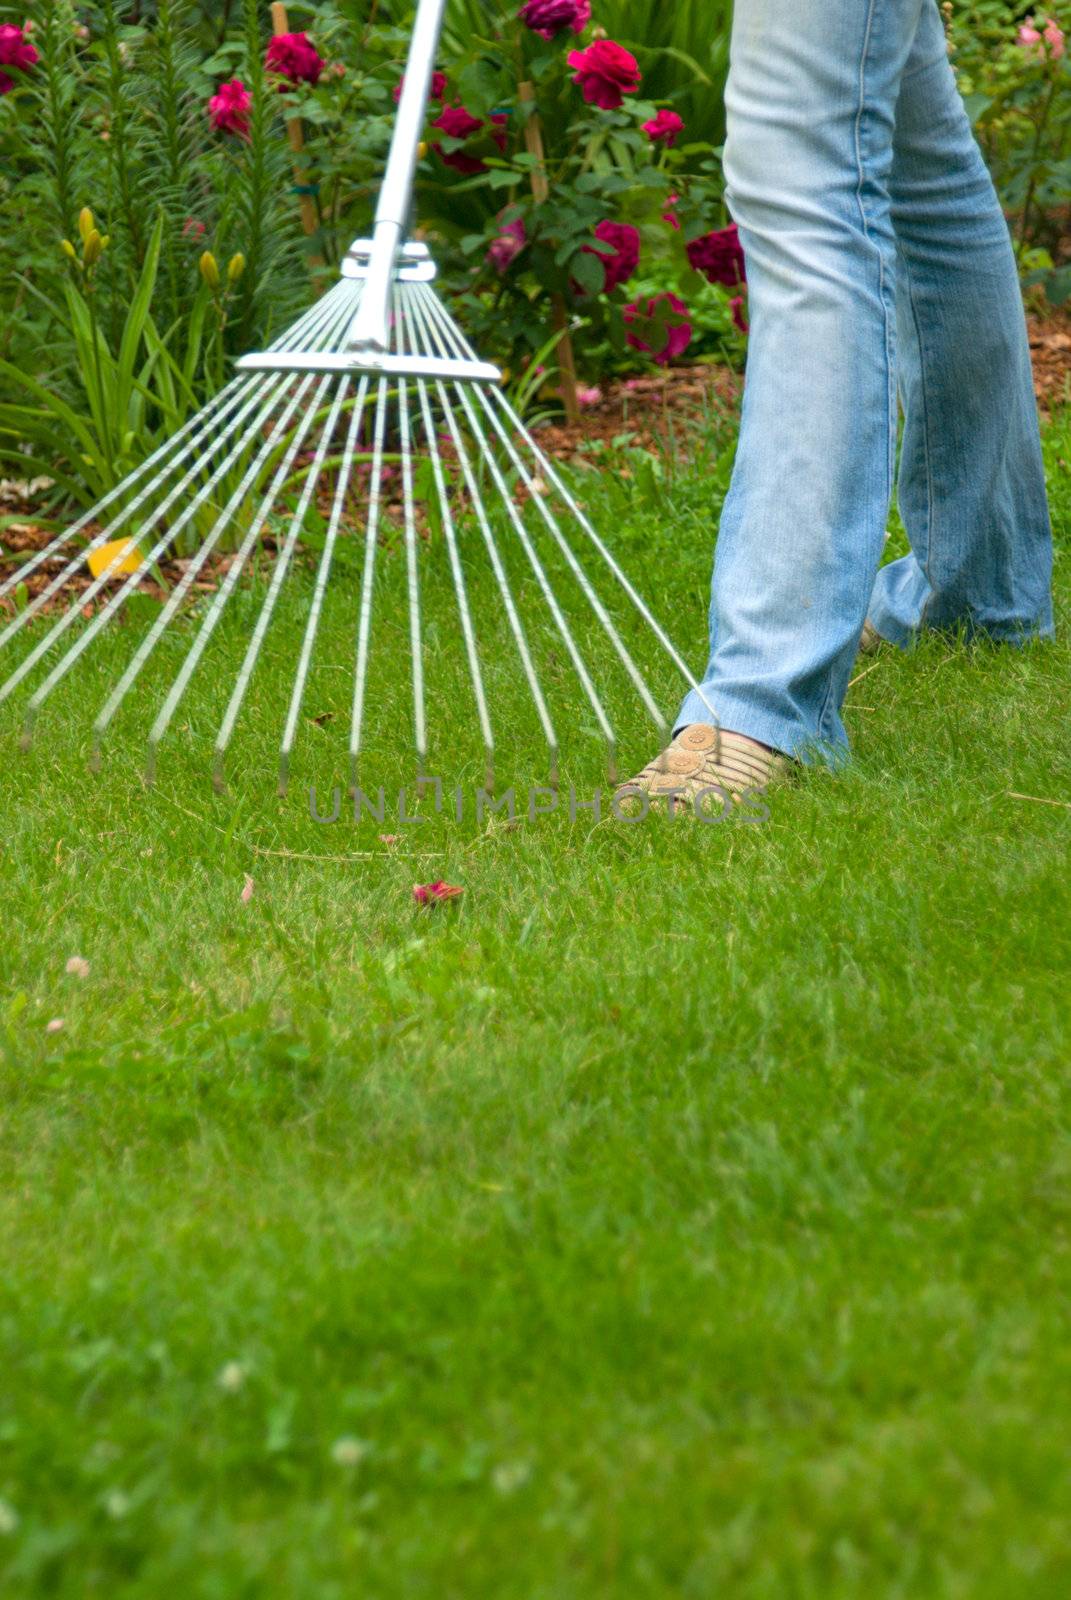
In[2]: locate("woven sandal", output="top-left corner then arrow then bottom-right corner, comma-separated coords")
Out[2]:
614,723 -> 790,818
858,620 -> 884,655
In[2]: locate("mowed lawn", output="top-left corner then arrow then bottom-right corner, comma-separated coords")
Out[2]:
0,408 -> 1068,1598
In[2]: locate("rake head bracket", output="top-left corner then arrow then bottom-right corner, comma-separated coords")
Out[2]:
341,239 -> 437,284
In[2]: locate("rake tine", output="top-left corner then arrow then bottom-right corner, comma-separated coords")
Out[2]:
431,372 -> 559,787
398,291 -> 494,790
0,282 -> 352,612
413,284 -> 720,730
394,303 -> 427,773
6,375 -> 294,723
90,371 -> 321,769
278,377 -> 370,797
415,285 -> 667,761
348,377 -> 390,792
212,376 -> 354,789
413,290 -> 599,777
145,369 -> 338,784
16,296 -> 359,745
0,287 -> 351,658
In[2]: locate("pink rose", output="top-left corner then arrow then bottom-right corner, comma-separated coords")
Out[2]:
487,217 -> 527,273
624,293 -> 692,366
643,108 -> 684,147
266,31 -> 324,86
519,0 -> 591,41
580,219 -> 640,293
1018,15 -> 1065,57
432,104 -> 508,174
208,79 -> 252,138
576,385 -> 603,407
394,69 -> 448,103
0,73 -> 11,94
0,22 -> 37,74
663,193 -> 681,231
686,223 -> 746,287
567,40 -> 641,110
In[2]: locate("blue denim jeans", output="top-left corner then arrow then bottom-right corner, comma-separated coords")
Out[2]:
676,0 -> 1054,761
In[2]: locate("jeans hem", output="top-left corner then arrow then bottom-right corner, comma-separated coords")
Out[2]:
674,687 -> 850,768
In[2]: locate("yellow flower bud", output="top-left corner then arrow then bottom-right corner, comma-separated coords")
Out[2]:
227,252 -> 246,284
82,228 -> 104,267
199,250 -> 221,290
78,207 -> 95,245
61,239 -> 78,262
417,141 -> 428,159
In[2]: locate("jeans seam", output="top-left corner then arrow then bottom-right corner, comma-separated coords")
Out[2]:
829,0 -> 890,744
898,245 -> 937,628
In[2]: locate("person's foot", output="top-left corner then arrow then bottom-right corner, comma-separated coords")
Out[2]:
858,619 -> 885,655
614,723 -> 790,817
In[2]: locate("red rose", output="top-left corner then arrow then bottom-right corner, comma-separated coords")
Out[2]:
643,108 -> 684,146
394,69 -> 448,103
208,79 -> 252,138
0,22 -> 37,75
624,293 -> 693,366
265,31 -> 324,86
519,0 -> 591,41
567,40 -> 641,110
580,219 -> 640,293
686,224 -> 746,288
432,104 -> 508,174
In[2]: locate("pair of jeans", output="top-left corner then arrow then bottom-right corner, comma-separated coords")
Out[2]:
676,0 -> 1054,761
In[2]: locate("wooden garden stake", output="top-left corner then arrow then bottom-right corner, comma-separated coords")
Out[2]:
271,2 -> 324,275
519,81 -> 580,425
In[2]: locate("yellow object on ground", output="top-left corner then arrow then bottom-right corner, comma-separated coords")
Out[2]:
87,538 -> 144,580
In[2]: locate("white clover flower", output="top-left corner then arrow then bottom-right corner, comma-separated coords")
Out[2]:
104,1489 -> 130,1520
491,1460 -> 531,1496
330,1436 -> 369,1467
217,1361 -> 246,1393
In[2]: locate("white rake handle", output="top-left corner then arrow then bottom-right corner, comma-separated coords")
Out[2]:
346,0 -> 450,355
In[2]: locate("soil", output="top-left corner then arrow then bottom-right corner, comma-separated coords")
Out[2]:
2,309 -> 1068,617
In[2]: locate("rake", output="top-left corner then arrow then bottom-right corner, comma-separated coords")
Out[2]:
0,0 -> 716,795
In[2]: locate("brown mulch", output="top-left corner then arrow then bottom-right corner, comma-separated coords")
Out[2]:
1027,308 -> 1071,413
1,314 -> 1068,615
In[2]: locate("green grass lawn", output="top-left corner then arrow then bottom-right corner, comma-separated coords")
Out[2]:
1,407 -> 1069,1598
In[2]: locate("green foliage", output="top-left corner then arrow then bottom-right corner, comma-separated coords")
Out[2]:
950,0 -> 1071,301
0,213 -> 210,506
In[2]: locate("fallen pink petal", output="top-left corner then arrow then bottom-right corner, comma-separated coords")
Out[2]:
241,874 -> 255,903
45,1018 -> 65,1035
65,956 -> 90,979
413,881 -> 464,906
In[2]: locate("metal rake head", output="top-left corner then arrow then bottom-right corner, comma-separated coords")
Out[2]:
0,255 -> 715,796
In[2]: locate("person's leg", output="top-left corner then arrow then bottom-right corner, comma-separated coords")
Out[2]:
868,3 -> 1054,645
674,0 -> 928,764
